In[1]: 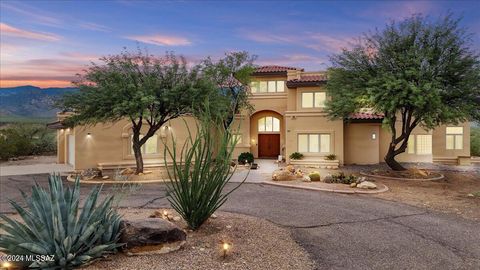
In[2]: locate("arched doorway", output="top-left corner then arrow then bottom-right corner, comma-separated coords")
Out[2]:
250,110 -> 284,158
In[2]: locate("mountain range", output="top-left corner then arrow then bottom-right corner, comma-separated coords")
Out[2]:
0,85 -> 78,119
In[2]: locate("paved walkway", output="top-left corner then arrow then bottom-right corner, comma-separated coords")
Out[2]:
0,163 -> 73,176
1,174 -> 478,269
230,158 -> 281,183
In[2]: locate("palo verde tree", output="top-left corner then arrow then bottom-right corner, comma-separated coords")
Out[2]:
201,51 -> 256,128
58,50 -> 214,174
326,14 -> 480,170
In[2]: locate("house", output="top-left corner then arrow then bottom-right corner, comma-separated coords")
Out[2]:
49,65 -> 471,171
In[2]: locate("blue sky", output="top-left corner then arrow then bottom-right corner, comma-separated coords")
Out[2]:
1,0 -> 479,87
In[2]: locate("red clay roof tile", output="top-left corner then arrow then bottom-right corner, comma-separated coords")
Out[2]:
254,65 -> 301,73
348,112 -> 385,120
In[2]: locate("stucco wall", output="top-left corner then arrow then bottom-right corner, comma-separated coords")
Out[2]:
344,123 -> 380,164
249,110 -> 284,158
284,113 -> 344,164
432,123 -> 470,158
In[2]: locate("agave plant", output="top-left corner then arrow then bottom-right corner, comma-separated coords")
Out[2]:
164,109 -> 248,230
0,174 -> 122,269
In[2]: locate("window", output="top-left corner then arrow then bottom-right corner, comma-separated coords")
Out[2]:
416,135 -> 432,155
298,133 -> 331,153
250,80 -> 285,93
131,134 -> 159,154
301,92 -> 326,108
407,136 -> 415,154
446,127 -> 463,150
258,117 -> 280,132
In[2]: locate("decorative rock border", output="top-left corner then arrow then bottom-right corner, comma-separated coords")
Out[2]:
262,181 -> 389,194
360,172 -> 444,181
66,174 -> 169,184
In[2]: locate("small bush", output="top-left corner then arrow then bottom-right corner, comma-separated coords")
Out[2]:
289,152 -> 304,160
309,171 -> 321,181
325,154 -> 337,160
331,172 -> 357,184
238,152 -> 254,164
0,174 -> 122,268
0,123 -> 57,160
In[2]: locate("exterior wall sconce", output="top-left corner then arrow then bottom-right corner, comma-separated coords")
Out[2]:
372,133 -> 377,140
60,129 -> 64,132
251,139 -> 256,145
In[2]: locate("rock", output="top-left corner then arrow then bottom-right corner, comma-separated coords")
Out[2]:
285,165 -> 296,173
120,218 -> 186,250
120,168 -> 135,175
143,171 -> 153,174
467,193 -> 475,197
326,166 -> 333,169
323,174 -> 333,183
357,181 -> 377,189
211,214 -> 218,219
173,216 -> 181,221
272,170 -> 291,181
356,176 -> 366,184
199,248 -> 205,251
226,225 -> 232,229
302,176 -> 311,182
350,183 -> 357,188
138,172 -> 144,176
102,175 -> 109,179
81,168 -> 102,179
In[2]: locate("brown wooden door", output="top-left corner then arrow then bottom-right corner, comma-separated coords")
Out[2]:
258,134 -> 280,158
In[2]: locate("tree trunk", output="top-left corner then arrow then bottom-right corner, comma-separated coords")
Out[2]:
132,141 -> 144,174
384,143 -> 406,171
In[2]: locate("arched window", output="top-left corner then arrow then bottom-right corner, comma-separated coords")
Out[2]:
258,116 -> 280,132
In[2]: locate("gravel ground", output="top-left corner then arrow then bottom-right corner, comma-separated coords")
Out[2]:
86,209 -> 315,270
0,155 -> 56,166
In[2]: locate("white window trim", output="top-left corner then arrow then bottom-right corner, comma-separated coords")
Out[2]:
446,127 -> 463,150
301,91 -> 326,108
251,80 -> 285,93
297,133 -> 331,153
130,134 -> 160,155
407,134 -> 432,155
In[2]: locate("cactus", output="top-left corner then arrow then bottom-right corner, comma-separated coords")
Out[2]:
0,174 -> 122,269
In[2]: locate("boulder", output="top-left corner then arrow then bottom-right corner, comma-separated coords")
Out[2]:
81,168 -> 102,180
285,165 -> 296,173
323,174 -> 333,183
272,170 -> 291,181
350,183 -> 357,188
357,181 -> 377,189
302,176 -> 311,182
120,167 -> 135,175
356,176 -> 366,184
120,218 -> 187,252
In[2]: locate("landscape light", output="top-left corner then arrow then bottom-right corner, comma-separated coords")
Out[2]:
2,261 -> 11,269
222,242 -> 231,259
87,133 -> 91,138
371,133 -> 377,140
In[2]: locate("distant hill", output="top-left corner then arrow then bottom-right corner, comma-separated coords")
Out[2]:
0,85 -> 78,120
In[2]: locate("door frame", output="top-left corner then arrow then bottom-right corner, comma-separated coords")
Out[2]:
67,134 -> 75,166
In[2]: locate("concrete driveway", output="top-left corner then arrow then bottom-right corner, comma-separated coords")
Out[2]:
1,174 -> 479,269
0,163 -> 73,176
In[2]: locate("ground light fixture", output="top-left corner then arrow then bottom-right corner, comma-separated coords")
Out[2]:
87,133 -> 92,138
1,261 -> 11,270
222,242 -> 231,259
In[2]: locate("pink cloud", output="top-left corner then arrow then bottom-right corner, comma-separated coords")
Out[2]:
241,32 -> 296,44
256,54 -> 328,70
0,23 -> 60,41
126,34 -> 192,46
363,1 -> 435,20
307,34 -> 353,52
1,2 -> 63,28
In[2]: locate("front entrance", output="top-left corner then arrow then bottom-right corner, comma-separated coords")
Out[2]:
258,134 -> 280,158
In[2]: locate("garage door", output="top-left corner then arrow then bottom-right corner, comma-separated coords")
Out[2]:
68,135 -> 75,166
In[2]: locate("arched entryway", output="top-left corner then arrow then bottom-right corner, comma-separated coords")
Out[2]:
250,110 -> 284,158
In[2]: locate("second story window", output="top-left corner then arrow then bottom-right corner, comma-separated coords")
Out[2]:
258,116 -> 280,132
251,81 -> 285,93
301,92 -> 326,108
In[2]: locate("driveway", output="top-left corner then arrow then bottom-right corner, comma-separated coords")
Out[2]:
1,174 -> 479,269
0,163 -> 73,176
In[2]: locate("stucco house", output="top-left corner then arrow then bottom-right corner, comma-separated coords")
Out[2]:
50,65 -> 471,171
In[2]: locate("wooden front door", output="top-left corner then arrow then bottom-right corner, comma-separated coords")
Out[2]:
258,134 -> 280,158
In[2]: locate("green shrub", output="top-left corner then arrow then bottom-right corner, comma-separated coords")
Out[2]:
0,174 -> 122,268
331,172 -> 357,184
0,123 -> 57,160
309,172 -> 321,181
289,152 -> 304,160
325,154 -> 337,160
164,111 -> 248,230
471,127 -> 480,156
238,152 -> 254,164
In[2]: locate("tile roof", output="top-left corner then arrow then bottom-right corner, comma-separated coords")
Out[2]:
288,74 -> 327,83
348,112 -> 385,120
254,65 -> 301,73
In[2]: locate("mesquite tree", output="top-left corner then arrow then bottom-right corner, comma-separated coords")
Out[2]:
59,50 -> 213,173
201,51 -> 256,128
326,14 -> 480,170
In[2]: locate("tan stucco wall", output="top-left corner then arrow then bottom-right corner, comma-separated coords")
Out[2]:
432,123 -> 470,158
344,123 -> 380,164
60,117 -> 198,171
284,113 -> 344,164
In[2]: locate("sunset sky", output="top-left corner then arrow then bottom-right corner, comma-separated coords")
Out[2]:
1,0 -> 479,88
